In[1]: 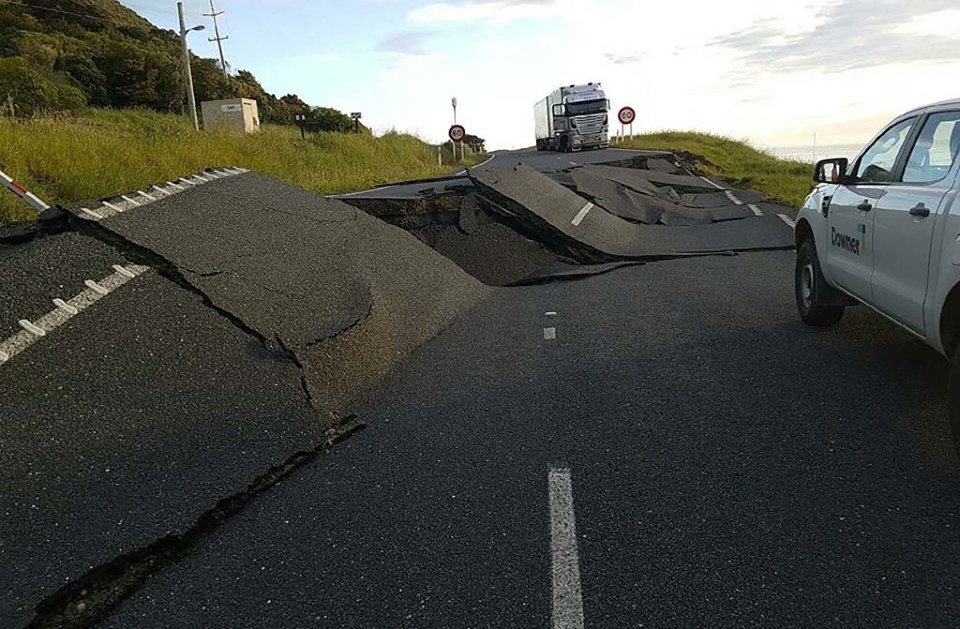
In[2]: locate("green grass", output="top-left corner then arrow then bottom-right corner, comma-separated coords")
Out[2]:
0,108 -> 471,223
617,131 -> 815,209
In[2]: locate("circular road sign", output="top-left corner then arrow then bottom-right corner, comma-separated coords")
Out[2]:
618,106 -> 636,125
449,124 -> 466,143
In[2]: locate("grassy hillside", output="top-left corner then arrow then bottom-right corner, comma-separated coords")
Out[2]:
618,132 -> 814,208
0,109 -> 465,223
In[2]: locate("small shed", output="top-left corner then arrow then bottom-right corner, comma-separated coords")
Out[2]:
201,98 -> 260,134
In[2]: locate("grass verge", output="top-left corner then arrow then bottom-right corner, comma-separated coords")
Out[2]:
617,131 -> 815,208
0,108 -> 479,223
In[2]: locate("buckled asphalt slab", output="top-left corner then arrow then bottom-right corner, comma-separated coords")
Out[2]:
91,171 -> 489,419
470,164 -> 794,259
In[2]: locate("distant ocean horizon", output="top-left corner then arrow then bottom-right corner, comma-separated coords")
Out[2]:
763,143 -> 864,163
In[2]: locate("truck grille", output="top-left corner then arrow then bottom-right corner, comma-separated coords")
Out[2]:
574,113 -> 605,134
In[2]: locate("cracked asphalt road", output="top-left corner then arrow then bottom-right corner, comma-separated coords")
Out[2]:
5,147 -> 960,629
96,252 -> 960,628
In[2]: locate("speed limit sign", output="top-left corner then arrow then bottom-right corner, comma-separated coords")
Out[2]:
449,124 -> 466,142
618,107 -> 636,125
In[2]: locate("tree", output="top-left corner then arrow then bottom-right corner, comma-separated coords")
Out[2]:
464,133 -> 486,153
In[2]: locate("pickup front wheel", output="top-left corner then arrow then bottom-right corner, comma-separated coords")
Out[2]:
796,239 -> 844,327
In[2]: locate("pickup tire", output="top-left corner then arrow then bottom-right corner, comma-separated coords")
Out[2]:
796,239 -> 844,327
949,345 -> 960,458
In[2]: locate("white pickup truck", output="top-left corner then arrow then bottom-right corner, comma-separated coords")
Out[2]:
794,98 -> 960,449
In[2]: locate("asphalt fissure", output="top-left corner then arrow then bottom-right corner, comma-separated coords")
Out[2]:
24,418 -> 366,629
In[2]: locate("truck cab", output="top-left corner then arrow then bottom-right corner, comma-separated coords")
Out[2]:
794,98 -> 960,450
534,84 -> 610,152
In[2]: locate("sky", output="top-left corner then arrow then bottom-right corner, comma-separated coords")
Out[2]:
121,0 -> 960,151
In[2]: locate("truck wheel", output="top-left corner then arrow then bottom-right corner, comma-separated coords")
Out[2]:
796,239 -> 844,327
948,345 -> 960,459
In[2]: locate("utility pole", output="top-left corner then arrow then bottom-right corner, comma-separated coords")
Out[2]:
177,2 -> 205,132
203,0 -> 229,77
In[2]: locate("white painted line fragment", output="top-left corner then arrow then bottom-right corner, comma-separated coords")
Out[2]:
137,190 -> 156,202
85,280 -> 109,296
102,201 -> 124,213
167,181 -> 186,190
700,175 -> 725,190
544,327 -> 557,340
52,299 -> 79,315
549,467 -> 584,629
724,190 -> 744,206
19,320 -> 46,336
113,264 -> 137,279
80,208 -> 103,220
545,311 -> 558,316
0,350 -> 8,363
121,195 -> 141,206
778,213 -> 796,228
178,178 -> 197,186
571,202 -> 594,227
748,204 -> 764,217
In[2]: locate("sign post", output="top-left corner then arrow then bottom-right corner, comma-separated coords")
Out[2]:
295,114 -> 306,139
350,112 -> 362,134
449,124 -> 466,164
618,106 -> 636,141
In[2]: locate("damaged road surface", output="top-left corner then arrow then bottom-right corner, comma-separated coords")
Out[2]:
3,146 -> 959,629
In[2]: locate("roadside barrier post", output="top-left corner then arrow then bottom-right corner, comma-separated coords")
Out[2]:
0,168 -> 50,213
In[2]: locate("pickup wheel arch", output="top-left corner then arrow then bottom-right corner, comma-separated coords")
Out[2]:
939,283 -> 960,358
795,218 -> 814,250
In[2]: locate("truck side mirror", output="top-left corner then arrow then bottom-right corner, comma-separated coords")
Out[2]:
552,104 -> 564,117
813,158 -> 849,184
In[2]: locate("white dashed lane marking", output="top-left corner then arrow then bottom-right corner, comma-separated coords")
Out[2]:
549,467 -> 584,629
724,190 -> 744,206
748,204 -> 764,217
0,264 -> 151,366
779,213 -> 796,228
571,202 -> 594,227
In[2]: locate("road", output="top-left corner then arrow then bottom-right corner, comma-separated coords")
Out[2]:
336,146 -> 668,200
3,148 -> 960,628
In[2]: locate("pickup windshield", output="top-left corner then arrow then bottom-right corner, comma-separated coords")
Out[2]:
565,99 -> 608,116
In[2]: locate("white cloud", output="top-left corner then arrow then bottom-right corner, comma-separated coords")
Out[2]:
365,0 -> 960,150
407,0 -> 561,23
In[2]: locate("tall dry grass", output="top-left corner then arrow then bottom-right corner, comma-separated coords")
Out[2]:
0,108 -> 455,223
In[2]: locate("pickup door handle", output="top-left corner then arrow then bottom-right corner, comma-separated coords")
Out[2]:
910,204 -> 930,218
857,201 -> 873,212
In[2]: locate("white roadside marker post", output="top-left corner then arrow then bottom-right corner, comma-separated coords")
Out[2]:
0,168 -> 50,212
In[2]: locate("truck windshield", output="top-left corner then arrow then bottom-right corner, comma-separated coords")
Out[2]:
565,99 -> 607,116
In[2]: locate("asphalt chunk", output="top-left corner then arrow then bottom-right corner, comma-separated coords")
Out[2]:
471,164 -> 794,258
94,172 -> 490,419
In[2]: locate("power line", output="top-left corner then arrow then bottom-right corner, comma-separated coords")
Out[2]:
202,0 -> 229,77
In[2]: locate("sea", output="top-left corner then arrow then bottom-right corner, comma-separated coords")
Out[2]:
763,144 -> 864,163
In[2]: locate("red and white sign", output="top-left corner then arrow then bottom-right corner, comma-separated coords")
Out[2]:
618,106 -> 636,125
449,124 -> 466,143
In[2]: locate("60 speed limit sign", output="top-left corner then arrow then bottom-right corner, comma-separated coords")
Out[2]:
449,125 -> 466,142
618,107 -> 636,125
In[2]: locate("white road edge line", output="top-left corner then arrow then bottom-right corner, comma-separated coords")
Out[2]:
0,265 -> 150,367
778,213 -> 796,228
723,190 -> 744,206
699,175 -> 726,190
571,202 -> 594,227
549,467 -> 584,629
544,327 -> 557,340
749,204 -> 764,217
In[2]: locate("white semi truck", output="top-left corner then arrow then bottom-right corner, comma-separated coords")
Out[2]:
534,83 -> 610,152
794,98 -> 960,452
